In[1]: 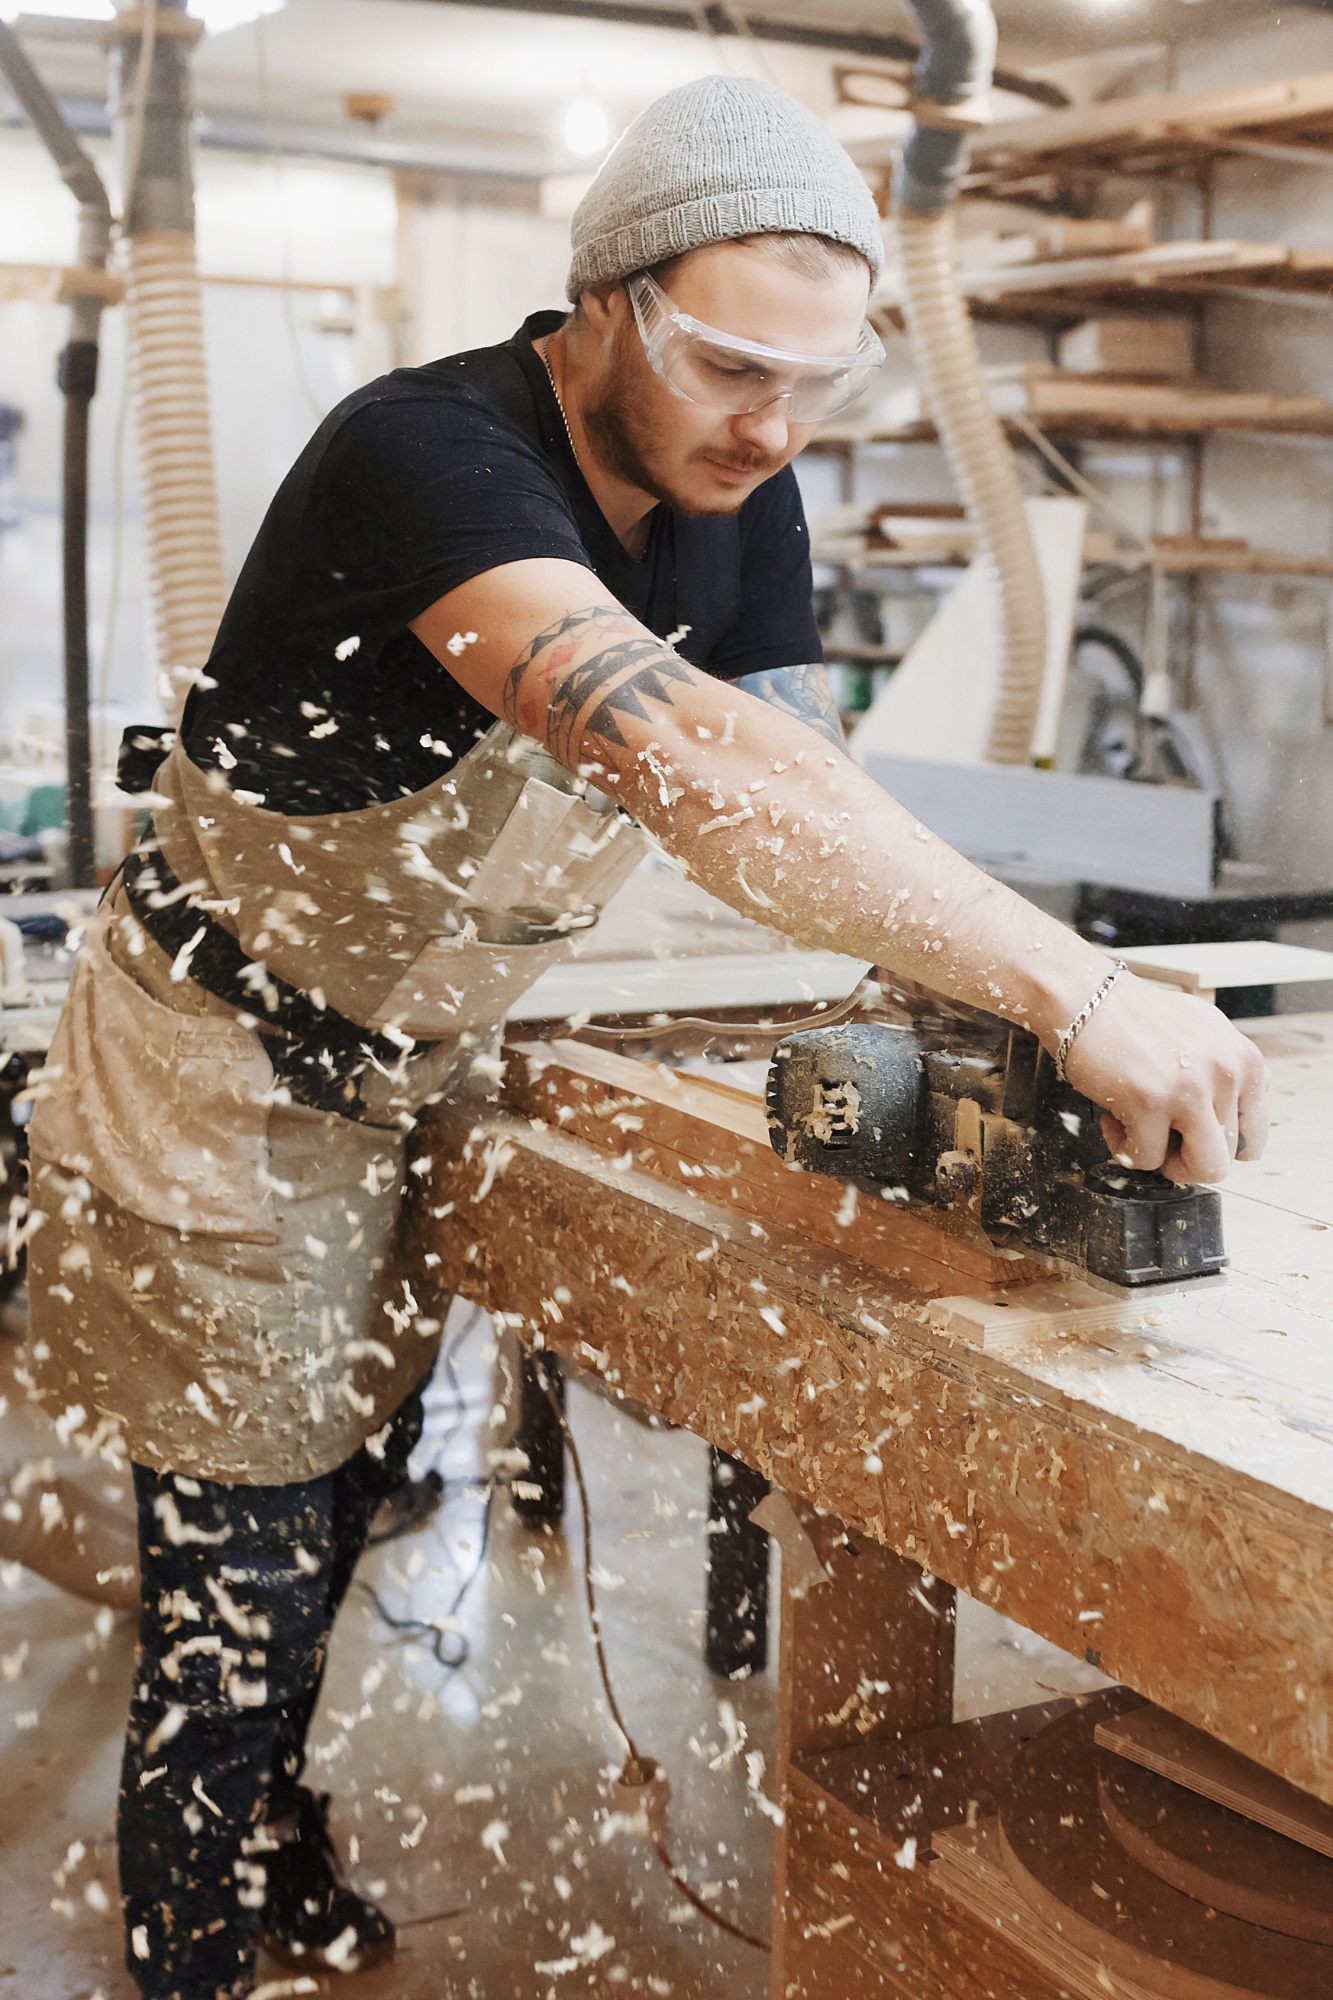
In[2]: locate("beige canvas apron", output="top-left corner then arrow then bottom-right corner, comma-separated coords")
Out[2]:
24,723 -> 647,1481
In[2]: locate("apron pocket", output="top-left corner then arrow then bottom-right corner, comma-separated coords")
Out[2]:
28,909 -> 278,1241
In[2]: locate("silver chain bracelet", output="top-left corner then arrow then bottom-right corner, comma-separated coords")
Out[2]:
1055,961 -> 1128,1083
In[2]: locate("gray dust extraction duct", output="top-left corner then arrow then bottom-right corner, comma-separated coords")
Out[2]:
893,0 -> 1047,766
0,21 -> 111,886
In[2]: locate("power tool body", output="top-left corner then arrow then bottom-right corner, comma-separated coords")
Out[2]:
765,1019 -> 1226,1290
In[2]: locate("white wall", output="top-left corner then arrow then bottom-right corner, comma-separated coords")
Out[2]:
0,132 -> 400,763
397,176 -> 571,363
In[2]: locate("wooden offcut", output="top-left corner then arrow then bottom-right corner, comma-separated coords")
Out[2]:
1057,317 -> 1194,380
1095,1704 -> 1333,1862
999,1700 -> 1333,1998
1099,1757 -> 1333,1946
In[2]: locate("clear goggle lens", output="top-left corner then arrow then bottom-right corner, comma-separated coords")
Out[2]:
628,271 -> 884,423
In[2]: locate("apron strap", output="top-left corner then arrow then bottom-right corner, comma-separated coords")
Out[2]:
122,846 -> 436,1120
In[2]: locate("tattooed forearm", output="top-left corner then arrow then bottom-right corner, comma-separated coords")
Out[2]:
733,662 -> 845,748
502,605 -> 695,768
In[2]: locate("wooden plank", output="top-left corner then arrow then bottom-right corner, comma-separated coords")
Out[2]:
924,1280 -> 1166,1351
869,365 -> 1333,443
781,1771 -> 1069,2000
931,1820 -> 1165,2000
419,1112 -> 1333,1807
1118,941 -> 1333,996
1096,1703 -> 1333,1861
506,1039 -> 1054,1294
518,1037 -> 771,1143
777,1921 -> 913,1999
773,1507 -> 955,1997
966,70 -> 1333,186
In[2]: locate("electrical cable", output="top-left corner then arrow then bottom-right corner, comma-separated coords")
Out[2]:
536,1370 -> 771,1955
358,1478 -> 497,1674
573,978 -> 870,1044
357,1304 -> 495,1661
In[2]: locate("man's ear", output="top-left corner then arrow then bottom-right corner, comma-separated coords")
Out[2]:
577,278 -> 626,334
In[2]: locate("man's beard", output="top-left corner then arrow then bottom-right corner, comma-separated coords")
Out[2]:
583,331 -> 786,518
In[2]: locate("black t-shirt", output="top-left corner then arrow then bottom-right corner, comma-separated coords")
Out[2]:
182,310 -> 822,814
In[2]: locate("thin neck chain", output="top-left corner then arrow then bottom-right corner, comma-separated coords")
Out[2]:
540,336 -> 580,469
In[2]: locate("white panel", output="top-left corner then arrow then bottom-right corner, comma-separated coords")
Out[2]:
857,754 -> 1217,897
848,495 -> 1088,767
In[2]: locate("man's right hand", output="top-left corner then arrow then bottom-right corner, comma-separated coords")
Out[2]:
1060,972 -> 1268,1184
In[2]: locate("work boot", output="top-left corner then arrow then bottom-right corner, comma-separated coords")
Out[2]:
258,1787 -> 395,1974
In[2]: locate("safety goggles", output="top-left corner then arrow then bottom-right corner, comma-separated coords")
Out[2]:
627,271 -> 885,424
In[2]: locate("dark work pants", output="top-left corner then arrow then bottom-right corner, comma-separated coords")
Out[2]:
118,1385 -> 425,2000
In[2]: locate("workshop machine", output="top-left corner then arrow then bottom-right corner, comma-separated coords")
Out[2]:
765,1018 -> 1225,1290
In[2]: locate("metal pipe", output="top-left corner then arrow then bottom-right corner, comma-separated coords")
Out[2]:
0,20 -> 110,886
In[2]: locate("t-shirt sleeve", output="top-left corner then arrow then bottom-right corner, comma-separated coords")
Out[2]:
700,466 -> 822,681
297,385 -> 597,655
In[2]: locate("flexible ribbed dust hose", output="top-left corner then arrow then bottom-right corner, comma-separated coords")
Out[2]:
113,0 -> 227,703
893,0 -> 1047,767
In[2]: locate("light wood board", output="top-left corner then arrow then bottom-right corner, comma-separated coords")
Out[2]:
1096,1703 -> 1333,1861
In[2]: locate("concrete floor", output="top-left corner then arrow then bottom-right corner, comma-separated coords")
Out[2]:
0,1297 -> 1109,2000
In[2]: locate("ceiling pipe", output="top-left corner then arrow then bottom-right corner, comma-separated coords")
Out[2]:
892,0 -> 1049,767
401,0 -> 1068,107
0,19 -> 110,887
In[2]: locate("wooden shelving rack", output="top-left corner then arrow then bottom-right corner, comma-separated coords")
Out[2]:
818,67 -> 1333,675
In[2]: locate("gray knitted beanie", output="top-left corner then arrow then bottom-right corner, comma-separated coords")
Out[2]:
566,76 -> 884,301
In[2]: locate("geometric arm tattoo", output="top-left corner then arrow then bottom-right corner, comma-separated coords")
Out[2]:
733,661 -> 845,748
502,609 -> 846,771
502,605 -> 695,768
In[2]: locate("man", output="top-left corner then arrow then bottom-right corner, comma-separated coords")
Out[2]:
24,73 -> 1265,2000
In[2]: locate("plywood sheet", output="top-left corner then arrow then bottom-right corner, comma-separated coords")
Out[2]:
1098,1758 -> 1333,1945
999,1697 -> 1333,1998
932,1819 -> 1169,2000
1119,942 -> 1333,996
1096,1703 -> 1333,1862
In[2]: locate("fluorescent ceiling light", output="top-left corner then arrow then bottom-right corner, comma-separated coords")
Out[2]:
0,0 -> 114,19
564,99 -> 609,157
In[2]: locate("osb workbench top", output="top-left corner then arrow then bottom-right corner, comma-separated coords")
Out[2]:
423,1011 -> 1333,1808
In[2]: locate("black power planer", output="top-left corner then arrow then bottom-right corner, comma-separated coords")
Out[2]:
764,1019 -> 1226,1290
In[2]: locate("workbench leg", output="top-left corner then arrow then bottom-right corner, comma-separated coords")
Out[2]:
510,1348 -> 565,1523
771,1502 -> 955,2000
704,1448 -> 771,1679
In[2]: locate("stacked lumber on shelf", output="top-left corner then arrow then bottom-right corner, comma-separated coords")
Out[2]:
873,237 -> 1333,321
807,500 -> 1333,579
964,68 -> 1333,193
866,364 -> 1333,441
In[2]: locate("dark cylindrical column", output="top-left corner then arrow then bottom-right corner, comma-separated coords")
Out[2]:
705,1448 -> 771,1679
511,1349 -> 566,1523
0,22 -> 111,892
58,339 -> 98,888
